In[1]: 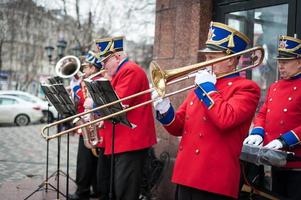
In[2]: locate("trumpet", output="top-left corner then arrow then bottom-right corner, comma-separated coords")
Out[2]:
41,46 -> 264,140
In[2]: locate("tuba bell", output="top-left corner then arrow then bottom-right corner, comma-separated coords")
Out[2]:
55,55 -> 83,79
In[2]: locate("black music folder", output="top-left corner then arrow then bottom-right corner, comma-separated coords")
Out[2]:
41,83 -> 76,117
84,78 -> 133,128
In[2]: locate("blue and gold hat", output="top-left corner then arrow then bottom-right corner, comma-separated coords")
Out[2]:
82,51 -> 104,69
276,35 -> 301,60
112,36 -> 124,51
94,36 -> 124,60
199,22 -> 250,55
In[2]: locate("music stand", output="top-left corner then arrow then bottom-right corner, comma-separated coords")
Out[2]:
25,79 -> 76,200
84,78 -> 134,200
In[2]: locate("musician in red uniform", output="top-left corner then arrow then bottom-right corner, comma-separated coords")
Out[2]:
244,35 -> 301,199
94,36 -> 157,200
153,22 -> 261,200
69,52 -> 104,200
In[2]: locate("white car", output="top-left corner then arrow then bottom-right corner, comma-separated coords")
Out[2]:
0,95 -> 43,126
0,90 -> 58,122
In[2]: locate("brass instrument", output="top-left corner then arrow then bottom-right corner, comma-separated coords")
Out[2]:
55,55 -> 83,79
55,55 -> 107,79
79,68 -> 106,151
75,113 -> 101,149
75,111 -> 102,157
55,55 -> 105,150
41,46 -> 264,140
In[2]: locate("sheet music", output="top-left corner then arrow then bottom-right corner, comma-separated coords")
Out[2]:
84,78 -> 133,128
41,83 -> 76,117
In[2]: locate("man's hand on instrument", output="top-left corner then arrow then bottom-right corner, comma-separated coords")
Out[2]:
194,69 -> 217,85
243,135 -> 263,146
82,114 -> 91,122
264,139 -> 283,150
96,120 -> 104,129
152,90 -> 171,114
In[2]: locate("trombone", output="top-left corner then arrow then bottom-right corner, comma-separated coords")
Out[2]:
41,46 -> 264,140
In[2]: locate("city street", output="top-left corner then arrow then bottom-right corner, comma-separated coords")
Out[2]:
0,124 -> 79,199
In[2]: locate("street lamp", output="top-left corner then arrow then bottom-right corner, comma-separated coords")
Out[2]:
70,44 -> 82,57
56,39 -> 67,59
44,39 -> 67,64
44,46 -> 54,64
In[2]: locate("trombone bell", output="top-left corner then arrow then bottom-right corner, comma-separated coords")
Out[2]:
150,61 -> 167,97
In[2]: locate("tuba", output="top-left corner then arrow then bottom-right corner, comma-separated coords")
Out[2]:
74,114 -> 102,149
56,55 -> 103,154
75,99 -> 103,157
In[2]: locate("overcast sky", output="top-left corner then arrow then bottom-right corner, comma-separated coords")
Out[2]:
34,0 -> 156,44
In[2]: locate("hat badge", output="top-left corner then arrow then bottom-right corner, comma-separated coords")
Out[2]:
97,45 -> 102,52
207,27 -> 215,41
279,40 -> 288,49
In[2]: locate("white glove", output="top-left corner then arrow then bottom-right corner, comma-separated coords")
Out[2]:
264,139 -> 283,150
82,114 -> 91,122
243,135 -> 263,146
194,70 -> 217,85
70,77 -> 81,90
84,97 -> 94,110
152,90 -> 171,114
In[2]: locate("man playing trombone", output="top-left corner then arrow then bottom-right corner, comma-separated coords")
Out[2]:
153,22 -> 261,199
244,35 -> 301,199
94,36 -> 157,200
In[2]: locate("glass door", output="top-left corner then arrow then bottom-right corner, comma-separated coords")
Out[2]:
226,4 -> 288,100
213,0 -> 301,107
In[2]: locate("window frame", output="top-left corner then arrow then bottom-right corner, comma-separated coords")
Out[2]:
213,0 -> 299,36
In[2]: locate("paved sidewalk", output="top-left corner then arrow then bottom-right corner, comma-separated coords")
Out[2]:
0,124 -> 80,199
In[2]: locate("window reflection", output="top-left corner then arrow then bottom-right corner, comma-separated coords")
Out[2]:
226,4 -> 288,107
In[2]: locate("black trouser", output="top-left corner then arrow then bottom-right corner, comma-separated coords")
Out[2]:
97,148 -> 111,200
75,135 -> 98,197
239,162 -> 266,199
272,167 -> 301,200
176,185 -> 236,200
113,148 -> 149,200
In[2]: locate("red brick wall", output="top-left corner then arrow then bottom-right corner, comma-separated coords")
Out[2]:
152,0 -> 213,199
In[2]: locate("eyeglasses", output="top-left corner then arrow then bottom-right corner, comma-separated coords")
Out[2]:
101,52 -> 116,64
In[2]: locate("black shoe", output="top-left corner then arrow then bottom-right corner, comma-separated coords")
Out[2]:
89,192 -> 99,198
69,193 -> 89,200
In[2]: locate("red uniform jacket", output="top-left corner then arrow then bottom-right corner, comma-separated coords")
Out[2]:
253,77 -> 301,168
102,60 -> 157,155
163,76 -> 260,198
